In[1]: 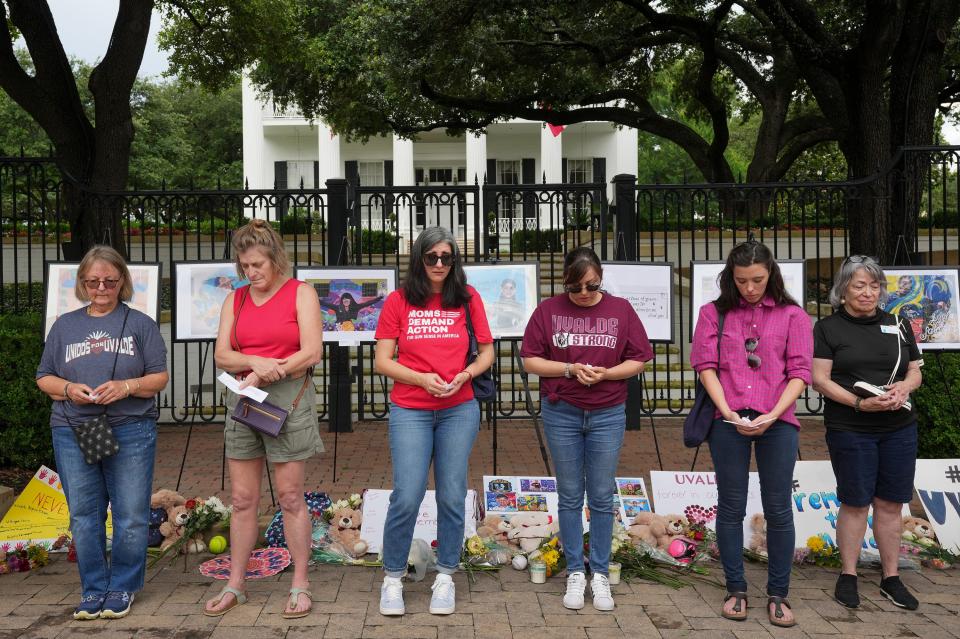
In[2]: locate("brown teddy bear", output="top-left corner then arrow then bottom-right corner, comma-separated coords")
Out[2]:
476,514 -> 514,546
158,504 -> 206,554
902,515 -> 938,548
627,512 -> 667,547
657,514 -> 689,551
328,506 -> 368,557
748,513 -> 768,557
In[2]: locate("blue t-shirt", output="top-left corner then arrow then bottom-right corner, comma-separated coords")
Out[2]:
37,304 -> 167,428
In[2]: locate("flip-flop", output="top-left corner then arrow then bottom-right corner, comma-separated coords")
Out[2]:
203,586 -> 247,617
721,591 -> 748,620
281,588 -> 313,619
768,596 -> 797,628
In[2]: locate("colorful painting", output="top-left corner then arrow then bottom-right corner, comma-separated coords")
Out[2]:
485,491 -> 517,512
462,263 -> 539,338
44,262 -> 161,340
519,478 -> 556,492
517,494 -> 548,512
296,267 -> 397,344
883,268 -> 960,350
173,261 -> 246,341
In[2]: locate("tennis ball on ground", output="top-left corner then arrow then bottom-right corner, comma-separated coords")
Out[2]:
208,535 -> 228,554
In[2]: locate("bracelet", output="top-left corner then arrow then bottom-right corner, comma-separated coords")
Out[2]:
564,363 -> 572,379
124,381 -> 131,397
136,378 -> 142,392
461,369 -> 473,381
854,397 -> 863,412
63,382 -> 72,400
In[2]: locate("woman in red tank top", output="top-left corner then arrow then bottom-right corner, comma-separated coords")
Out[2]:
203,220 -> 323,619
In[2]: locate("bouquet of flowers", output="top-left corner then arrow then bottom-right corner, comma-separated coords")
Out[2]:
530,535 -> 566,578
459,534 -> 511,583
900,537 -> 959,569
147,496 -> 232,567
804,535 -> 842,568
311,493 -> 380,567
0,542 -> 52,574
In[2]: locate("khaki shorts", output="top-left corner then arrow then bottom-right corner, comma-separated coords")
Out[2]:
225,374 -> 325,463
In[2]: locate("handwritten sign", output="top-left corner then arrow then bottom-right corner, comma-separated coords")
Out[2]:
602,263 -> 674,342
360,489 -> 478,554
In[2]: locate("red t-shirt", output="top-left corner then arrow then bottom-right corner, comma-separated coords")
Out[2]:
231,279 -> 304,360
520,293 -> 653,409
375,286 -> 493,409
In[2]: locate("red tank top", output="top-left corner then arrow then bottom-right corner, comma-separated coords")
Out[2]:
231,278 -> 303,360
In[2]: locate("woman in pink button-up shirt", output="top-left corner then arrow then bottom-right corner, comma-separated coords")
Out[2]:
690,240 -> 812,628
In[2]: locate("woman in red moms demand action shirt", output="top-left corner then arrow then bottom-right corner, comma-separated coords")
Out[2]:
373,227 -> 494,617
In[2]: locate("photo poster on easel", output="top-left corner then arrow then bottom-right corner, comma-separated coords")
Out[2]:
650,470 -> 762,548
295,266 -> 398,345
882,267 -> 960,351
172,261 -> 247,342
359,488 -> 479,555
462,262 -> 539,339
792,461 -> 909,556
689,259 -> 806,339
602,262 -> 675,343
43,261 -> 162,340
482,475 -> 559,518
913,459 -> 960,552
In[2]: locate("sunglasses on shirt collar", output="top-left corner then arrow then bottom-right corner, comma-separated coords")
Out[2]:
745,337 -> 761,369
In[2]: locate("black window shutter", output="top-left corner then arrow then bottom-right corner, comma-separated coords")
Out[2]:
593,157 -> 606,184
274,161 -> 288,189
384,160 -> 394,187
486,159 -> 497,184
521,158 -> 535,184
345,160 -> 359,186
561,158 -> 567,184
313,161 -> 319,188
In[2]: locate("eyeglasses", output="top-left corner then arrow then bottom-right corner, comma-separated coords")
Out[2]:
82,278 -> 120,290
745,337 -> 761,369
564,282 -> 602,294
423,253 -> 454,267
842,255 -> 876,267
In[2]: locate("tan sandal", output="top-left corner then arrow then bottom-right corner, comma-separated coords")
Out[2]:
281,587 -> 313,619
721,592 -> 748,620
768,596 -> 796,628
203,586 -> 247,617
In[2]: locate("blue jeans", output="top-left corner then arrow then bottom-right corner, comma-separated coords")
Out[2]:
52,419 -> 157,597
708,414 -> 797,597
382,401 -> 480,576
541,399 -> 625,576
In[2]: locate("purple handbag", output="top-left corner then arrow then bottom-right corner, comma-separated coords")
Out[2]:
683,312 -> 725,448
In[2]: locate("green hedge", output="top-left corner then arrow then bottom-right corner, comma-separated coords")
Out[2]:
510,229 -> 563,253
0,313 -> 54,469
356,229 -> 399,253
914,352 -> 960,458
0,281 -> 45,314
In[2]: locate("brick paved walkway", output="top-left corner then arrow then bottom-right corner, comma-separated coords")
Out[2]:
2,418 -> 958,638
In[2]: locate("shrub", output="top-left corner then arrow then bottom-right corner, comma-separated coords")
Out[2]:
510,229 -> 563,253
278,212 -> 314,235
0,313 -> 54,469
914,352 -> 960,458
356,229 -> 398,253
0,282 -> 45,314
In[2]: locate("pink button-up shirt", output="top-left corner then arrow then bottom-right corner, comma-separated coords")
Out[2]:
690,296 -> 813,428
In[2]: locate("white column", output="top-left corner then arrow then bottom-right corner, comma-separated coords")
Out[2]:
540,124 -> 564,226
241,74 -> 265,206
392,135 -> 415,242
614,125 -> 639,198
465,132 -> 487,243
317,122 -> 342,186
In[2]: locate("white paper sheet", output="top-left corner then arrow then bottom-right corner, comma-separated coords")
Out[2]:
217,371 -> 269,403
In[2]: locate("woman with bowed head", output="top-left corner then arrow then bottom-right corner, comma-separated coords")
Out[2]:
689,240 -> 812,628
521,247 -> 653,612
812,256 -> 922,611
203,219 -> 324,619
374,227 -> 494,616
36,246 -> 168,620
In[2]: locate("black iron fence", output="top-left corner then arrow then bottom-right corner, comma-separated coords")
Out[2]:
2,147 -> 958,425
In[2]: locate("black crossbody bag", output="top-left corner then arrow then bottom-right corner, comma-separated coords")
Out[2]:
683,312 -> 725,448
463,302 -> 496,402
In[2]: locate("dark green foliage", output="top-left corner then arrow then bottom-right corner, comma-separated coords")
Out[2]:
0,282 -> 45,314
278,214 -> 313,235
510,229 -> 562,253
356,229 -> 398,253
915,352 -> 960,458
0,313 -> 54,469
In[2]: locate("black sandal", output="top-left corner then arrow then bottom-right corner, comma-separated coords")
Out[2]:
721,592 -> 748,620
768,596 -> 796,628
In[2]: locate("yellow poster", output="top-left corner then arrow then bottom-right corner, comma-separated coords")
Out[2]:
0,466 -> 112,549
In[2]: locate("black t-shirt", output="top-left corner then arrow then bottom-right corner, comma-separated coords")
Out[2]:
813,307 -> 921,432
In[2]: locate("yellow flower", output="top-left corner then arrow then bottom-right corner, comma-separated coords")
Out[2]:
806,536 -> 825,553
466,535 -> 487,556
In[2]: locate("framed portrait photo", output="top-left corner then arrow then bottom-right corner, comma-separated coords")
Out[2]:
689,259 -> 805,338
602,262 -> 675,343
882,266 -> 960,351
43,261 -> 162,340
296,266 -> 398,344
462,262 -> 540,338
172,261 -> 247,342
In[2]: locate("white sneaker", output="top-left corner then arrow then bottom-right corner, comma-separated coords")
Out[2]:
563,571 -> 587,610
379,576 -> 405,616
429,573 -> 456,615
591,573 -> 615,611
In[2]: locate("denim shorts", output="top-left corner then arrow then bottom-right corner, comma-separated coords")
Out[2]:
825,422 -> 917,506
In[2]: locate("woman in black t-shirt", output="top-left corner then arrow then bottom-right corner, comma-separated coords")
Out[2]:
812,255 -> 922,612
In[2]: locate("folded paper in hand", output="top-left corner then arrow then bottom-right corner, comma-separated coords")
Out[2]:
217,371 -> 269,403
853,381 -> 911,411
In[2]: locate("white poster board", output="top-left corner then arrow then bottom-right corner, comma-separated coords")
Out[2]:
463,263 -> 539,339
615,477 -> 652,525
689,259 -> 805,338
43,261 -> 162,340
482,475 -> 558,516
603,262 -> 675,343
882,267 -> 960,351
296,266 -> 398,345
172,261 -> 245,341
650,470 -> 762,546
792,461 -> 909,555
914,459 -> 960,551
360,489 -> 478,555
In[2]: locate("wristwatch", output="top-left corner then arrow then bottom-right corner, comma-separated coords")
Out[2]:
854,397 -> 863,412
564,363 -> 572,379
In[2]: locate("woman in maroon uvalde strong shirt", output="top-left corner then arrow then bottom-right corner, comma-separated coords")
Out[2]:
521,247 -> 653,613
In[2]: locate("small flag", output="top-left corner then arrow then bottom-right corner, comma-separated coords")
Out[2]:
547,123 -> 565,137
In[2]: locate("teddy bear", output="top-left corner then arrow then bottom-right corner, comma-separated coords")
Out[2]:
902,515 -> 939,548
158,504 -> 206,554
150,489 -> 185,549
656,514 -> 689,551
476,514 -> 514,546
628,512 -> 667,547
748,513 -> 768,557
507,512 -> 559,553
327,506 -> 368,558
